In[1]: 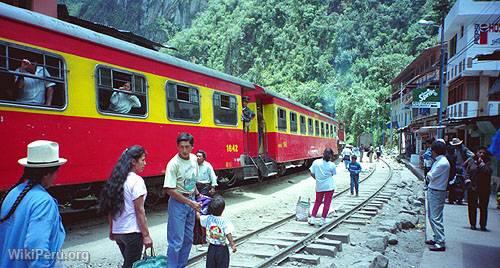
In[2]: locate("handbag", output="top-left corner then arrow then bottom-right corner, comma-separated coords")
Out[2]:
132,247 -> 167,268
295,196 -> 310,222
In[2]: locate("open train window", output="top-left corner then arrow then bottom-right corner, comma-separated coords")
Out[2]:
315,120 -> 319,136
166,81 -> 200,122
334,125 -> 337,136
96,66 -> 147,117
326,123 -> 330,137
321,122 -> 325,137
213,91 -> 237,125
330,125 -> 334,137
300,115 -> 306,134
0,41 -> 67,109
307,118 -> 313,135
277,108 -> 287,131
290,112 -> 297,133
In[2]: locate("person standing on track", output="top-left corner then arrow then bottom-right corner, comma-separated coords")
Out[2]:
348,155 -> 362,196
308,148 -> 337,226
341,145 -> 353,170
163,133 -> 201,268
99,145 -> 152,268
0,140 -> 67,267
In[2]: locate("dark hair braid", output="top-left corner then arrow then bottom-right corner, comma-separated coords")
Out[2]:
0,166 -> 58,223
98,145 -> 145,217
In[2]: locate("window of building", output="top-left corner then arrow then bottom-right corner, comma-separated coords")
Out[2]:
449,34 -> 457,58
464,102 -> 468,117
308,118 -> 313,135
299,115 -> 306,134
166,81 -> 200,122
277,108 -> 287,131
0,41 -> 67,109
96,66 -> 147,116
213,92 -> 237,125
458,103 -> 462,117
315,120 -> 320,136
290,111 -> 297,133
466,80 -> 479,100
460,25 -> 464,38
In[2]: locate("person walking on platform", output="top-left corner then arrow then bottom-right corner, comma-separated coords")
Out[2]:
368,144 -> 374,163
348,155 -> 362,196
359,144 -> 364,162
99,145 -> 152,268
163,133 -> 201,268
464,147 -> 492,231
448,138 -> 474,205
308,148 -> 337,226
341,145 -> 352,169
0,140 -> 67,268
425,139 -> 450,252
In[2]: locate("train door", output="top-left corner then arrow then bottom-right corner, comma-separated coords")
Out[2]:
256,100 -> 267,155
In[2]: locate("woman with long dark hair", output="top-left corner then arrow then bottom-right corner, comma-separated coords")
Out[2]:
0,140 -> 67,267
308,147 -> 337,226
99,145 -> 152,268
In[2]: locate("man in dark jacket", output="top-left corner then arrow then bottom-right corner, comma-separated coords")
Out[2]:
448,138 -> 474,204
464,147 -> 492,231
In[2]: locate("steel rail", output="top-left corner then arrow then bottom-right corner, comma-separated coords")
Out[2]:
256,158 -> 393,267
187,163 -> 378,266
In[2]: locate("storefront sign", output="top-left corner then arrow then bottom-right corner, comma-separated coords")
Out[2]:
474,23 -> 500,45
412,87 -> 440,108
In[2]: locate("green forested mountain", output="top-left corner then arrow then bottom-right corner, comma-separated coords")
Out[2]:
61,0 -> 454,144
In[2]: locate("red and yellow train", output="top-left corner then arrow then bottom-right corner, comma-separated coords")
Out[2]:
0,3 -> 344,204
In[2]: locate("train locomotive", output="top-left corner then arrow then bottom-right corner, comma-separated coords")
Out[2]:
0,3 -> 344,206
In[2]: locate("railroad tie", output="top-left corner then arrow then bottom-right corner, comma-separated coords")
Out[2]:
249,239 -> 293,247
315,239 -> 343,251
343,219 -> 368,225
288,254 -> 321,265
304,244 -> 338,257
322,232 -> 350,243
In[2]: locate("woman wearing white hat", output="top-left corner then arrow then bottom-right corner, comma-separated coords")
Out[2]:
0,140 -> 67,267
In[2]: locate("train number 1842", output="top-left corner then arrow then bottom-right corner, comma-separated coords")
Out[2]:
226,144 -> 239,153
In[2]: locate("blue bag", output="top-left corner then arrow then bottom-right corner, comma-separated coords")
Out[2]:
132,247 -> 167,268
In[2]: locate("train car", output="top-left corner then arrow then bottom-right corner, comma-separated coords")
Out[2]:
0,3 -> 341,205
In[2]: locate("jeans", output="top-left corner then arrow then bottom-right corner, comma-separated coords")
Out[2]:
350,175 -> 359,195
427,188 -> 447,245
167,196 -> 195,268
115,233 -> 143,268
206,244 -> 229,268
467,189 -> 490,228
344,159 -> 351,169
311,190 -> 334,218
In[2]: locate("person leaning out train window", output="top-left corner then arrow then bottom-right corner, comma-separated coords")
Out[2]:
99,145 -> 153,268
0,140 -> 67,267
109,82 -> 142,114
14,58 -> 55,106
241,96 -> 255,132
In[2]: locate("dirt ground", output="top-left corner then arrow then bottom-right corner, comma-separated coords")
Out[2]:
62,158 -> 425,267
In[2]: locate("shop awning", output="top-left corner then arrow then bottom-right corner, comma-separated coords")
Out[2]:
416,125 -> 446,133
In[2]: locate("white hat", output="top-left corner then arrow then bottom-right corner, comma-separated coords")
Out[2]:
18,140 -> 67,167
449,137 -> 463,146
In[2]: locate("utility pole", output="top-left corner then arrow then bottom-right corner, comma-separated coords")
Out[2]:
436,0 -> 449,139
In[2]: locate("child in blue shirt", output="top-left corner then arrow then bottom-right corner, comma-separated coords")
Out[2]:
200,195 -> 237,268
348,155 -> 362,196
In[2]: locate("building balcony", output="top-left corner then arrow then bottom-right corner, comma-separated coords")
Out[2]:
447,100 -> 478,119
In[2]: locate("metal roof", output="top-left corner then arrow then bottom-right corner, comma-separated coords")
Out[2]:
0,3 -> 255,89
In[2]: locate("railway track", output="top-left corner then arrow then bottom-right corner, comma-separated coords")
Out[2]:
187,159 -> 394,267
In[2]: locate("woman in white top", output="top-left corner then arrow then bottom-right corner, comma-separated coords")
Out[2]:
99,145 -> 152,268
109,82 -> 142,114
308,148 -> 337,226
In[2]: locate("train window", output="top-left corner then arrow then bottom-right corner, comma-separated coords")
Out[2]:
299,115 -> 306,134
96,66 -> 147,117
290,112 -> 297,133
330,125 -> 334,137
0,42 -> 67,109
166,81 -> 200,122
213,92 -> 237,125
321,122 -> 325,137
277,108 -> 287,131
315,120 -> 319,136
334,125 -> 337,136
307,118 -> 313,135
326,123 -> 330,137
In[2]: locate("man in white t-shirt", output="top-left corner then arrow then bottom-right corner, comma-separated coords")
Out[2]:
109,82 -> 142,114
163,133 -> 201,268
14,59 -> 55,106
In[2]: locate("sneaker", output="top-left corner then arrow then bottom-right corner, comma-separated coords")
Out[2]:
308,217 -> 317,226
425,240 -> 436,245
429,244 -> 446,251
317,218 -> 326,226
